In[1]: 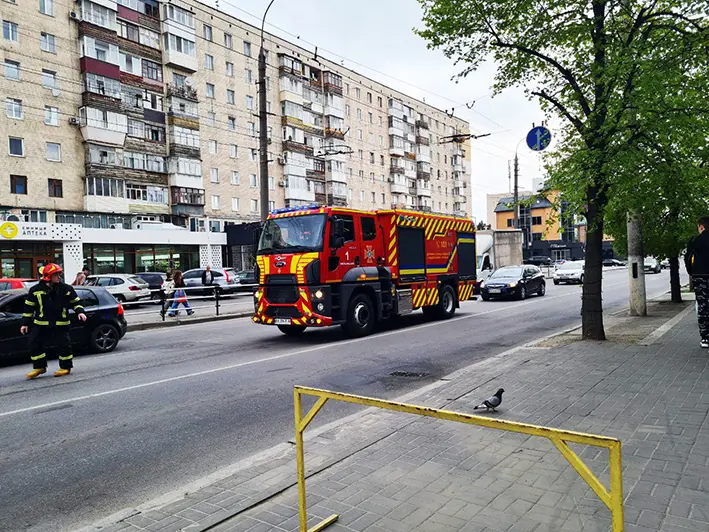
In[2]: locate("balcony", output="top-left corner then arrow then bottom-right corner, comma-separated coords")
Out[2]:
415,119 -> 429,130
390,181 -> 408,195
454,209 -> 467,217
405,151 -> 417,161
282,140 -> 314,156
323,71 -> 343,95
85,195 -> 130,214
325,128 -> 345,140
164,48 -> 198,73
391,202 -> 407,210
416,170 -> 431,180
416,151 -> 431,163
389,146 -> 405,157
390,166 -> 405,175
284,184 -> 315,203
454,179 -> 465,189
453,163 -> 465,172
169,173 -> 203,190
306,160 -> 325,180
415,205 -> 433,213
416,184 -> 432,198
416,136 -> 430,146
167,83 -> 198,102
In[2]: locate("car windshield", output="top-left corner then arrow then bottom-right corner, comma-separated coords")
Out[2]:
257,214 -> 327,254
644,258 -> 656,265
559,262 -> 583,270
490,267 -> 523,278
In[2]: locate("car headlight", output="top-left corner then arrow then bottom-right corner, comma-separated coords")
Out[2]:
479,280 -> 485,287
508,282 -> 517,288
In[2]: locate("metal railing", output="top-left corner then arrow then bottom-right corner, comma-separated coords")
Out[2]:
294,386 -> 624,532
116,284 -> 256,320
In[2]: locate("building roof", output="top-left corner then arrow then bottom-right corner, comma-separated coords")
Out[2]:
494,195 -> 554,213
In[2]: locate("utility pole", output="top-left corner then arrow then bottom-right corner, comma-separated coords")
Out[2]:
627,210 -> 647,316
258,0 -> 276,221
513,153 -> 519,229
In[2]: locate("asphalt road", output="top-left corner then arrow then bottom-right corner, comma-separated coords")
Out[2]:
0,269 -> 679,531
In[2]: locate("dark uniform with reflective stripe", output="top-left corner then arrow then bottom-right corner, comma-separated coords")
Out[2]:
22,281 -> 84,370
686,231 -> 709,341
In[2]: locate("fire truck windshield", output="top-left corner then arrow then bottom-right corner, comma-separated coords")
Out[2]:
257,214 -> 327,255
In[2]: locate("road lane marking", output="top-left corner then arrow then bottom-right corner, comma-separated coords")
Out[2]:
0,279 -> 647,419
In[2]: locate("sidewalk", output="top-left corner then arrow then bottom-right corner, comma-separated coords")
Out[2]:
87,300 -> 709,532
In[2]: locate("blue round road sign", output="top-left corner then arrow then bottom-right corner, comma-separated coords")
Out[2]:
526,126 -> 552,151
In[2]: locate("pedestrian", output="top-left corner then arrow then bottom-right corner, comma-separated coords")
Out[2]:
685,216 -> 709,348
72,266 -> 89,286
202,265 -> 215,287
21,263 -> 87,379
166,270 -> 194,317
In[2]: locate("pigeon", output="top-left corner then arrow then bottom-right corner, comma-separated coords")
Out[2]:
473,388 -> 504,412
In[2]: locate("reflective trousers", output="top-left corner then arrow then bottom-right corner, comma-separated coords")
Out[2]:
27,326 -> 73,370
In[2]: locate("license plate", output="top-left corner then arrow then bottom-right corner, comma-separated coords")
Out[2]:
489,289 -> 502,294
274,318 -> 291,325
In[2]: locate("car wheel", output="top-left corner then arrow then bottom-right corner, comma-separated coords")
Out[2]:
343,293 -> 376,338
114,294 -> 126,303
277,325 -> 306,336
481,293 -> 490,301
90,323 -> 120,353
518,285 -> 527,300
433,285 -> 456,319
553,280 -> 560,285
538,283 -> 546,296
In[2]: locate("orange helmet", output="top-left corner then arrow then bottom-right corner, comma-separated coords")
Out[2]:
41,263 -> 63,281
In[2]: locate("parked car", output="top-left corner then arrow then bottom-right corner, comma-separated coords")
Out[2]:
84,274 -> 151,302
660,258 -> 670,270
182,268 -> 240,295
234,270 -> 257,292
0,278 -> 38,290
480,265 -> 546,301
603,259 -> 626,267
524,256 -> 553,267
135,272 -> 167,299
0,286 -> 127,359
644,257 -> 661,274
553,260 -> 585,285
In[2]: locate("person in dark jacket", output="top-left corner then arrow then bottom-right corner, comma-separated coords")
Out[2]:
685,216 -> 709,347
21,263 -> 86,379
201,265 -> 215,287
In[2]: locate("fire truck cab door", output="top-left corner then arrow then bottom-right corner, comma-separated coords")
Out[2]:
328,214 -> 361,279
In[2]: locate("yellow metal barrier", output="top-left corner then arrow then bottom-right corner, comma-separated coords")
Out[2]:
294,386 -> 624,532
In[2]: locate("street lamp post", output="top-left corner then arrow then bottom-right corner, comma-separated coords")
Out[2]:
258,0 -> 276,221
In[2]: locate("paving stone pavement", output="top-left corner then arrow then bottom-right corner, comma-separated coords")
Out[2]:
89,307 -> 709,532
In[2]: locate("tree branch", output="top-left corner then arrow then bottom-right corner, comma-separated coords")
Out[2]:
531,89 -> 586,137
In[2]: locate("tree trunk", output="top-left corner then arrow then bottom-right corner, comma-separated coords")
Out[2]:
669,255 -> 682,303
581,187 -> 606,340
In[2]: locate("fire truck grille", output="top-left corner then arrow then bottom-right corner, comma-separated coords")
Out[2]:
264,306 -> 302,318
265,275 -> 299,304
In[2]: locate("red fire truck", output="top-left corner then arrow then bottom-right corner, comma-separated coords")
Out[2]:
253,205 -> 477,337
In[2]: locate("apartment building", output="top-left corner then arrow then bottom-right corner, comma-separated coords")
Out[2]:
0,0 -> 471,278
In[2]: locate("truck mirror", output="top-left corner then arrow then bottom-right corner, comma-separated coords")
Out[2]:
331,218 -> 345,248
334,236 -> 345,248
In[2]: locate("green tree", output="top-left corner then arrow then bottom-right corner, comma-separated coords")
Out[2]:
417,0 -> 708,339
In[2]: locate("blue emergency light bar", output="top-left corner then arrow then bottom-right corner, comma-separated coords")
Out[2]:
270,203 -> 320,215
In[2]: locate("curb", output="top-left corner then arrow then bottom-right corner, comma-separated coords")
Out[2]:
127,312 -> 253,332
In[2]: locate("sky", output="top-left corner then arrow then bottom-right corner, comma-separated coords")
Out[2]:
213,0 -> 551,223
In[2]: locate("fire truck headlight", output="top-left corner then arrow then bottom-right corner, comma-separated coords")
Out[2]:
317,303 -> 325,312
313,289 -> 324,299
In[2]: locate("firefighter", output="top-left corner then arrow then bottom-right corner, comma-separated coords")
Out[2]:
20,263 -> 87,379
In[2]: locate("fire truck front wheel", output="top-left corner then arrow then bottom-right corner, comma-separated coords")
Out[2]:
277,325 -> 307,336
343,293 -> 376,338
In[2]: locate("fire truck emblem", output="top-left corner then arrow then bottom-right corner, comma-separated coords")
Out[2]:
364,245 -> 375,263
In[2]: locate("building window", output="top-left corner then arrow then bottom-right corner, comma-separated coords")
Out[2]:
227,89 -> 235,104
9,137 -> 24,156
370,152 -> 375,164
357,108 -> 362,120
40,32 -> 56,52
203,24 -> 212,41
532,216 -> 542,226
40,0 -> 53,16
243,41 -> 251,57
206,83 -> 215,98
208,140 -> 217,154
249,174 -> 257,187
226,62 -> 234,77
345,104 -> 350,116
142,59 -> 162,81
5,60 -> 19,80
164,33 -> 195,56
3,21 -> 18,42
224,33 -> 232,49
380,155 -> 385,166
248,122 -> 256,136
229,144 -> 238,159
244,69 -> 252,83
207,112 -> 216,125
211,195 -> 220,210
246,95 -> 254,109
367,92 -> 372,103
507,219 -> 514,228
532,233 -> 543,241
210,167 -> 219,183
5,98 -> 22,119
46,142 -> 61,161
119,52 -> 141,75
377,96 -> 383,108
371,191 -> 376,203
355,87 -> 361,100
228,116 -> 236,130
381,193 -> 386,204
205,54 -> 214,70
42,69 -> 57,89
268,176 -> 275,190
249,149 -> 257,161
231,197 -> 239,212
10,174 -> 27,194
250,199 -> 258,212
230,171 -> 240,185
164,4 -> 194,27
118,20 -> 139,42
48,178 -> 63,198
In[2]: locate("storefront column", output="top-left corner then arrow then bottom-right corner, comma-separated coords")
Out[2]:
62,241 -> 84,283
199,245 -> 223,268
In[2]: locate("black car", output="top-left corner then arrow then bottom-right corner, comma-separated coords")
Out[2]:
135,271 -> 167,299
603,259 -> 626,267
0,286 -> 127,362
234,270 -> 256,291
524,255 -> 553,267
480,265 -> 546,301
